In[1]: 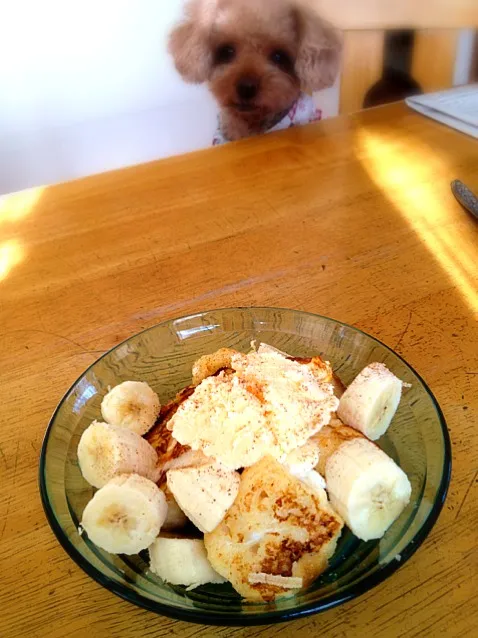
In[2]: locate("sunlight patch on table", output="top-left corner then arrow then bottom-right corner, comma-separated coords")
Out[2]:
355,129 -> 478,315
0,186 -> 45,224
0,240 -> 25,281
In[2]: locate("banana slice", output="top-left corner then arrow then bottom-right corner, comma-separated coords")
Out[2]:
101,381 -> 160,435
81,474 -> 167,554
337,362 -> 405,440
161,450 -> 216,531
325,438 -> 412,541
167,461 -> 240,533
161,449 -> 210,474
149,536 -> 226,587
77,421 -> 159,488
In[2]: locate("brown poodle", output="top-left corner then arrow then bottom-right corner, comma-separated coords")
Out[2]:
169,0 -> 341,143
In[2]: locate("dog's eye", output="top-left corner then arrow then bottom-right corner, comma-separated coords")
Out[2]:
214,44 -> 236,65
270,49 -> 292,69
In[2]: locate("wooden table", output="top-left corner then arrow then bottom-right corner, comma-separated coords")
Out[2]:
1,103 -> 477,637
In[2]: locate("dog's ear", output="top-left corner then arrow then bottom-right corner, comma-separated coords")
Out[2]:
168,0 -> 214,83
294,4 -> 342,92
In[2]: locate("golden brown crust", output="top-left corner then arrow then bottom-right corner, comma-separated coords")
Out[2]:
191,348 -> 239,386
146,386 -> 195,449
145,385 -> 194,482
204,456 -> 343,601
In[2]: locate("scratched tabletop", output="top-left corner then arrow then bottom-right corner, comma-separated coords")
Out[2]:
1,103 -> 477,637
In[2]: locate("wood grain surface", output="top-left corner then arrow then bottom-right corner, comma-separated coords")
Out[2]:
339,30 -> 385,114
411,30 -> 460,93
307,0 -> 478,29
1,103 -> 477,637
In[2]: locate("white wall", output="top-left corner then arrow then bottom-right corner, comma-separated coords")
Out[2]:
0,0 -> 341,195
0,0 -> 214,194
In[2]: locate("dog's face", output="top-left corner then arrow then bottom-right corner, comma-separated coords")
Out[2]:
206,2 -> 302,127
170,0 -> 341,133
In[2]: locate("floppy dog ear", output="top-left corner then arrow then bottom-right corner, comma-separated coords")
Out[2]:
168,0 -> 215,83
294,4 -> 342,92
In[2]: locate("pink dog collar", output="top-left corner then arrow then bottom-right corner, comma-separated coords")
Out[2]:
212,92 -> 322,145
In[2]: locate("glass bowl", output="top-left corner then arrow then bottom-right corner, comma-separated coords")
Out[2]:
39,307 -> 451,625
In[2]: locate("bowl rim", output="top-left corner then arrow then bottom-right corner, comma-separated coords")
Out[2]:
39,306 -> 452,626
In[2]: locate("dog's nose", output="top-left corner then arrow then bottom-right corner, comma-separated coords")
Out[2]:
236,77 -> 259,101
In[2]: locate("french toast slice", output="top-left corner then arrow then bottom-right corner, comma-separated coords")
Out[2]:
204,456 -> 343,601
145,385 -> 194,481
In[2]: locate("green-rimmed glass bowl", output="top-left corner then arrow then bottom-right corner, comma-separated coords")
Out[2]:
39,307 -> 451,626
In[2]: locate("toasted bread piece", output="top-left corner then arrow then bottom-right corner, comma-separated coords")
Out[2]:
192,348 -> 238,386
204,456 -> 343,601
312,416 -> 365,475
145,385 -> 194,481
248,573 -> 303,588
